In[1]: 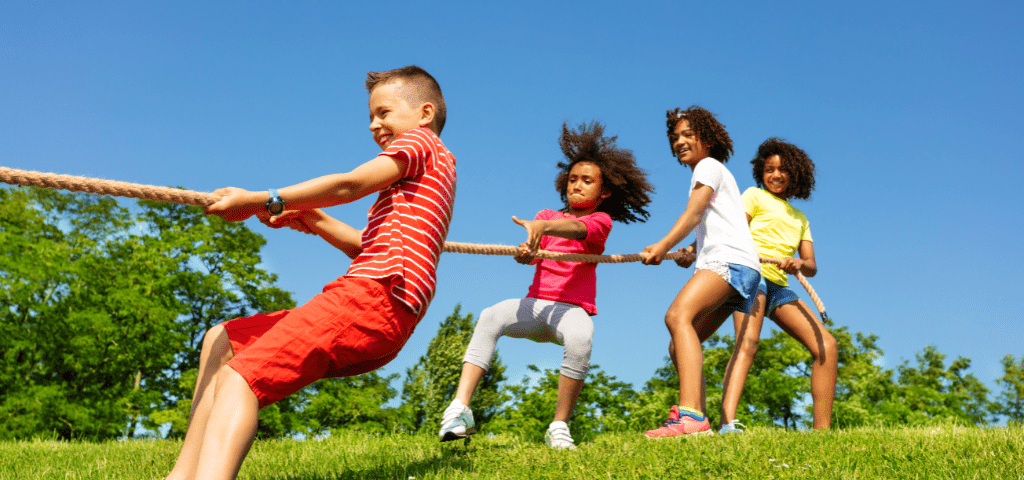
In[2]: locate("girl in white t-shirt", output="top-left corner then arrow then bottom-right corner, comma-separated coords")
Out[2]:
641,106 -> 761,438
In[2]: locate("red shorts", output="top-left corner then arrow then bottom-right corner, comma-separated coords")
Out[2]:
224,276 -> 418,408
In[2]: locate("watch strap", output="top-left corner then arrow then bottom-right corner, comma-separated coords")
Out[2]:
266,189 -> 285,215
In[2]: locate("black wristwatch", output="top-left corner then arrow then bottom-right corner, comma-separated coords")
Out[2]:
266,189 -> 285,216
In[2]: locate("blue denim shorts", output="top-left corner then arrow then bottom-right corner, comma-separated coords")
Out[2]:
711,263 -> 762,315
758,277 -> 801,315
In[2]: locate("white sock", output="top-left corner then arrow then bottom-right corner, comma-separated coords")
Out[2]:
549,421 -> 568,430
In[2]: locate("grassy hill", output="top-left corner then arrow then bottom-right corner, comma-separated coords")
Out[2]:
2,425 -> 1022,479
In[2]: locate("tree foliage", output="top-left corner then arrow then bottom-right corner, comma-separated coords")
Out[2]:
400,305 -> 507,433
0,187 -> 295,440
893,346 -> 991,426
488,364 -> 637,441
994,355 -> 1024,424
302,371 -> 411,435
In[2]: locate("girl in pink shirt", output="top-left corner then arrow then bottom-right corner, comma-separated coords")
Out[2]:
439,121 -> 653,449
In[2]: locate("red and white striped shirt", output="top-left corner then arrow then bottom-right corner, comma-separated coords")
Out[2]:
345,128 -> 457,319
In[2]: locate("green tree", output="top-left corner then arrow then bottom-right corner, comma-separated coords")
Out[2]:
489,364 -> 637,441
400,304 -> 507,432
0,187 -> 299,440
994,354 -> 1024,424
133,200 -> 295,377
302,371 -> 411,435
829,327 -> 902,428
0,188 -> 182,440
893,346 -> 991,426
136,200 -> 299,439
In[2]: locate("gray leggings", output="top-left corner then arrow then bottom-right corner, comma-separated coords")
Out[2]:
463,298 -> 594,380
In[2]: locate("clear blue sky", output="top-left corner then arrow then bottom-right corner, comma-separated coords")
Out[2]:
3,1 -> 1022,405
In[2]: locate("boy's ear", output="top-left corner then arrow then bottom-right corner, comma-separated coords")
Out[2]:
418,102 -> 436,129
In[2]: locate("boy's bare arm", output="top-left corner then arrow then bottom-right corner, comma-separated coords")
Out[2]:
205,155 -> 408,220
278,156 -> 406,210
263,209 -> 364,259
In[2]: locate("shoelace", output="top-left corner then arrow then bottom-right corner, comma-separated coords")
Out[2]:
660,417 -> 681,428
723,420 -> 745,431
442,405 -> 465,425
549,427 -> 574,444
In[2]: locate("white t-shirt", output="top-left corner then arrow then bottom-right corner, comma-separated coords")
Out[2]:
690,158 -> 761,272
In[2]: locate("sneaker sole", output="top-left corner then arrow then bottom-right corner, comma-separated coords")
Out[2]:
440,428 -> 476,443
644,429 -> 714,439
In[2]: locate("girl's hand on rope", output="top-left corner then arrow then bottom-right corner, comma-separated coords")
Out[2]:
777,257 -> 804,275
511,216 -> 545,252
205,187 -> 261,222
514,242 -> 537,265
640,242 -> 669,265
673,246 -> 696,268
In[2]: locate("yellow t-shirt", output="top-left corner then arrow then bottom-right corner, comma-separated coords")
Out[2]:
742,187 -> 812,286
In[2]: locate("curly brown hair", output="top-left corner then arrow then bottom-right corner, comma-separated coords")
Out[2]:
665,106 -> 733,163
365,65 -> 447,135
751,137 -> 816,200
554,121 -> 654,224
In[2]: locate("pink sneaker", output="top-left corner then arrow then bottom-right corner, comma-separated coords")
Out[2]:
644,406 -> 712,438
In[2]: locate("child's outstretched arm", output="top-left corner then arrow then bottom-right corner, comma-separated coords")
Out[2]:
510,215 -> 587,265
642,183 -> 715,265
204,155 -> 408,221
260,209 -> 364,259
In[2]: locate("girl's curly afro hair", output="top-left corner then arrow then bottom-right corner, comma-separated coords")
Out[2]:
751,137 -> 816,200
665,106 -> 734,163
555,121 -> 654,224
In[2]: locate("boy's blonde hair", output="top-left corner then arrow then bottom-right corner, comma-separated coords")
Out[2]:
365,66 -> 447,135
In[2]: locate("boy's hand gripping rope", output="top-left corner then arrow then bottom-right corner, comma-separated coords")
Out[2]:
0,166 -> 829,324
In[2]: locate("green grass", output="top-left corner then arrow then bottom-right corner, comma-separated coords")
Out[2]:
2,425 -> 1022,479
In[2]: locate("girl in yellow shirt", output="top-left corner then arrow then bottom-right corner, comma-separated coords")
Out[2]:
716,138 -> 837,433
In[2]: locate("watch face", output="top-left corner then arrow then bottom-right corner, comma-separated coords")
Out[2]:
269,201 -> 285,215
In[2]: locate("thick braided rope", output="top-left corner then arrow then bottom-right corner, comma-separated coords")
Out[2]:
0,166 -> 829,322
759,257 -> 830,324
446,241 -> 829,323
0,166 -> 216,206
441,241 -> 673,263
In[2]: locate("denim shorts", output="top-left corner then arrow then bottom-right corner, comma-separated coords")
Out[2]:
758,277 -> 801,315
700,262 -> 762,314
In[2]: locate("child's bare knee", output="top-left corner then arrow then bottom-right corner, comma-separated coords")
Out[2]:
818,332 -> 838,365
739,337 -> 759,357
664,311 -> 684,332
202,325 -> 234,363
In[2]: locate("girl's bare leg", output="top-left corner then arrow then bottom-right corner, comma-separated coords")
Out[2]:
165,325 -> 235,480
665,270 -> 737,411
770,300 -> 837,429
554,375 -> 585,423
719,293 -> 767,427
668,300 -> 739,422
454,362 -> 486,406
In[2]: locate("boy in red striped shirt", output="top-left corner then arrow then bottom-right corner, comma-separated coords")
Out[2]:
165,65 -> 456,480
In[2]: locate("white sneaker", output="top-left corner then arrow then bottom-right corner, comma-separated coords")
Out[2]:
717,419 -> 746,435
439,400 -> 475,442
544,421 -> 576,450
